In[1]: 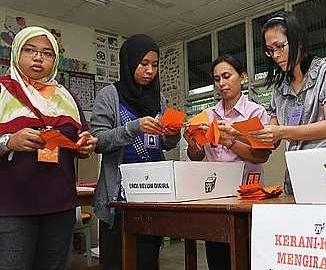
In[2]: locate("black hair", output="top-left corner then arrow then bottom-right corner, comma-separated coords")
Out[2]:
262,11 -> 313,88
211,54 -> 246,79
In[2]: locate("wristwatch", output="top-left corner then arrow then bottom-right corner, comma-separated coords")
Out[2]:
0,134 -> 11,151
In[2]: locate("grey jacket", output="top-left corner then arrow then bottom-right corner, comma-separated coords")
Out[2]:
90,84 -> 180,225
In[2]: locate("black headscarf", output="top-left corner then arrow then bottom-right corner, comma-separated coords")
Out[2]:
114,34 -> 160,118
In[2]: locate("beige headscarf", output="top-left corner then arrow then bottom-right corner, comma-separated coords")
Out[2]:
0,26 -> 81,125
11,26 -> 59,82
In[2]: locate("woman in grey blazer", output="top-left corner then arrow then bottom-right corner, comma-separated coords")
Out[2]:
91,34 -> 181,270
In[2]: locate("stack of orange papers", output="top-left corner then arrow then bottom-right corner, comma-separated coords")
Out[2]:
187,112 -> 220,146
238,183 -> 283,200
160,108 -> 187,129
40,129 -> 78,150
232,117 -> 274,149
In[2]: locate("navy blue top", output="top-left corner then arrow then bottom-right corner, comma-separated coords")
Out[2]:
120,103 -> 163,164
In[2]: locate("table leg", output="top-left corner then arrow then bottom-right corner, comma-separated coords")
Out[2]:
185,239 -> 197,270
122,212 -> 137,270
229,214 -> 249,270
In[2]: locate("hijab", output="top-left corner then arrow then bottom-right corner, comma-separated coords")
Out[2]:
0,26 -> 81,132
11,26 -> 60,81
114,34 -> 160,118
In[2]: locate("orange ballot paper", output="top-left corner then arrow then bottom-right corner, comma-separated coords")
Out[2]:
40,129 -> 78,150
187,112 -> 220,146
232,117 -> 274,149
160,108 -> 186,128
187,111 -> 210,145
188,111 -> 209,126
205,120 -> 220,146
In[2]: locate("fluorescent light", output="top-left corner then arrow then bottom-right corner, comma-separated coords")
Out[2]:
84,0 -> 108,6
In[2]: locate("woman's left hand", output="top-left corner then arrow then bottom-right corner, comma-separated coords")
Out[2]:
250,125 -> 283,144
76,131 -> 98,158
217,120 -> 241,137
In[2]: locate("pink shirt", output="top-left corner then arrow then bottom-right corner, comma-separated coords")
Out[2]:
204,94 -> 270,184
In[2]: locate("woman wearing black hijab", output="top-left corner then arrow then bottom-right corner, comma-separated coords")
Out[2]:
91,34 -> 181,269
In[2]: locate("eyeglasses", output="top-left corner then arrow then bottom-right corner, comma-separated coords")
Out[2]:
21,47 -> 55,60
265,41 -> 288,58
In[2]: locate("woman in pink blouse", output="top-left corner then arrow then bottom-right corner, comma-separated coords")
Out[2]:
184,54 -> 271,270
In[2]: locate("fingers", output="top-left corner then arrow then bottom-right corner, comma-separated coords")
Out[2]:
139,117 -> 165,135
164,127 -> 181,136
250,128 -> 275,143
8,128 -> 44,152
76,131 -> 98,158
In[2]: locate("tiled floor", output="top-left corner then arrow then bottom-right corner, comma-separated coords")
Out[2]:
70,239 -> 209,270
160,240 -> 208,270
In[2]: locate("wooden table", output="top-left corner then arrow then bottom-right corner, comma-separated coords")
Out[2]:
111,196 -> 294,270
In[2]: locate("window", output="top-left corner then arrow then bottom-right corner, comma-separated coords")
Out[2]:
293,0 -> 326,58
217,23 -> 247,70
187,35 -> 212,95
186,97 -> 216,116
250,84 -> 273,111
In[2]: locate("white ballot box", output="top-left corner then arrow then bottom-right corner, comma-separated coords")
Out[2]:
119,160 -> 244,202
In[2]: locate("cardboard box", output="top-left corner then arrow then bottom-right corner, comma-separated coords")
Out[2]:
119,161 -> 244,202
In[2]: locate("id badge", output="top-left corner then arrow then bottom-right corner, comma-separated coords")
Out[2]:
144,134 -> 160,149
37,147 -> 59,163
288,105 -> 304,126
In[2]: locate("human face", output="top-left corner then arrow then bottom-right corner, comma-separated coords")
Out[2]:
264,27 -> 289,71
134,51 -> 158,86
18,35 -> 55,80
213,61 -> 244,102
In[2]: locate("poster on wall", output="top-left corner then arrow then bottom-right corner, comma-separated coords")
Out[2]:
108,68 -> 119,83
0,15 -> 26,75
0,15 -> 26,46
160,42 -> 185,110
95,32 -> 109,82
108,34 -> 119,69
95,32 -> 108,67
251,204 -> 326,270
69,72 -> 95,111
95,66 -> 108,83
108,35 -> 119,51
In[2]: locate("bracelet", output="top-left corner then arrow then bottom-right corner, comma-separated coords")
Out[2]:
226,139 -> 236,149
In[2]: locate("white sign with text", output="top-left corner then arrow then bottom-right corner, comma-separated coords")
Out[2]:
251,204 -> 326,270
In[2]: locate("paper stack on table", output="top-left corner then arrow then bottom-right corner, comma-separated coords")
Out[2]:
238,183 -> 283,200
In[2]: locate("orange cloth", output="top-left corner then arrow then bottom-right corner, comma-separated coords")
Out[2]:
22,73 -> 55,98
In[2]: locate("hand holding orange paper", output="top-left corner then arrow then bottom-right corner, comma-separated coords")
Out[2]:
160,108 -> 186,129
40,129 -> 78,150
187,112 -> 220,146
232,117 -> 274,149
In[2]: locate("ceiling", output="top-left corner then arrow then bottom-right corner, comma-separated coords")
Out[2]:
0,0 -> 283,44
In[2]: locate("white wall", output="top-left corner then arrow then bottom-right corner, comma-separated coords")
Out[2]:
0,6 -> 96,73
